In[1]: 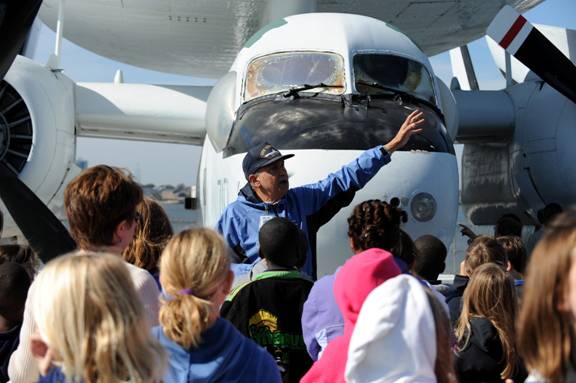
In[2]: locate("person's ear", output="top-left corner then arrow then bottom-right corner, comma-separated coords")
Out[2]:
30,333 -> 48,359
248,173 -> 260,188
263,258 -> 274,270
348,237 -> 357,253
113,219 -> 133,245
506,260 -> 513,272
30,332 -> 55,376
459,260 -> 468,276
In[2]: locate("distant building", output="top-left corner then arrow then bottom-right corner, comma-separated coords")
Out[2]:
159,190 -> 179,201
137,182 -> 191,202
141,184 -> 157,198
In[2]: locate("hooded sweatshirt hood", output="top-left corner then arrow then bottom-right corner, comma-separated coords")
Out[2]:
345,275 -> 437,383
153,318 -> 281,382
301,248 -> 401,383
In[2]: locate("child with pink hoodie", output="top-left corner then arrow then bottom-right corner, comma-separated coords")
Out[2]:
300,248 -> 401,383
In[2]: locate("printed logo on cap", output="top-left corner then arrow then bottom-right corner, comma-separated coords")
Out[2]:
260,144 -> 279,159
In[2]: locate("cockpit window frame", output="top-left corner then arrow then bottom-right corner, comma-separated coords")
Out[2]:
351,51 -> 439,108
241,50 -> 347,103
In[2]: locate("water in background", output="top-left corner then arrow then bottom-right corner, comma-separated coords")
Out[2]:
160,202 -> 201,234
161,202 -> 510,275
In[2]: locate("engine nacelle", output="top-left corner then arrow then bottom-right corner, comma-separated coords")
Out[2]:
460,80 -> 576,224
2,56 -> 76,205
512,82 -> 576,211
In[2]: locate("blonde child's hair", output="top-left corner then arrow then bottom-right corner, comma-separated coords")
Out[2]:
32,252 -> 165,383
518,211 -> 576,383
463,236 -> 507,276
456,263 -> 519,380
159,228 -> 230,349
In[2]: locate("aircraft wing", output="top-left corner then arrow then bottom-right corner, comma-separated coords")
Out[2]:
38,0 -> 543,78
75,83 -> 211,144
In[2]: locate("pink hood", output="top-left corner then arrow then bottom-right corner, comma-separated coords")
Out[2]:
301,248 -> 401,383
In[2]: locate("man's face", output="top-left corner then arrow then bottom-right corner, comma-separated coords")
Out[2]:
250,160 -> 289,202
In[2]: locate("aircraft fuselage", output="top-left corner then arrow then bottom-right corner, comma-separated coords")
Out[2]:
200,13 -> 459,275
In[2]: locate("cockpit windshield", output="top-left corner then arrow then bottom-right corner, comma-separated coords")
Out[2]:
354,54 -> 436,104
244,52 -> 345,101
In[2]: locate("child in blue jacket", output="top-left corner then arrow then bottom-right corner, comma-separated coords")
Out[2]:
154,228 -> 281,383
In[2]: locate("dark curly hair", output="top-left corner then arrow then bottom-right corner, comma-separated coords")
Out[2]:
347,199 -> 407,252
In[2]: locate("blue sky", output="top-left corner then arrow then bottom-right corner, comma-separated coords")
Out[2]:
29,0 -> 576,185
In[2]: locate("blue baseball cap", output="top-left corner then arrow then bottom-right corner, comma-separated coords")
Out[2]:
242,142 -> 294,179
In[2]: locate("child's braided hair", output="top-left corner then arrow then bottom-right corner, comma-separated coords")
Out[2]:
347,198 -> 407,252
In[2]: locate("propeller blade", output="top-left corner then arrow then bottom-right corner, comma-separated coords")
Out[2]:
0,0 -> 42,80
487,5 -> 576,104
0,163 -> 76,263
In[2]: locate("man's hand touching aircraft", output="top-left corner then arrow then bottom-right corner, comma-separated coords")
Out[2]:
384,110 -> 425,154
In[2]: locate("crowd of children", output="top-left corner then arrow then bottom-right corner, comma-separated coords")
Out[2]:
0,161 -> 573,383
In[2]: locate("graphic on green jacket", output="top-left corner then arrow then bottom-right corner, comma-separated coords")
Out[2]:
248,310 -> 305,350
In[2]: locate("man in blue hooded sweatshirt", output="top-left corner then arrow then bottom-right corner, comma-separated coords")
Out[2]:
218,110 -> 424,281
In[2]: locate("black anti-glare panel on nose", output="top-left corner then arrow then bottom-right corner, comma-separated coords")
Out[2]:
224,93 -> 454,157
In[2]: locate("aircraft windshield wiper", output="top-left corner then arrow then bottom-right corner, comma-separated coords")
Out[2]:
283,83 -> 343,98
356,80 -> 401,96
355,80 -> 443,117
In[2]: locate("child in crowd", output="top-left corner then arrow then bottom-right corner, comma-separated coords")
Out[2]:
29,253 -> 165,383
496,235 -> 526,280
445,235 -> 508,326
412,234 -> 449,292
525,202 -> 563,255
301,199 -> 405,361
496,235 -> 527,297
9,165 -> 160,383
494,213 -> 523,237
459,213 -> 523,244
346,199 -> 406,268
396,229 -> 416,273
153,228 -> 281,383
221,218 -> 313,383
301,248 -> 401,383
0,262 -> 31,382
518,211 -> 576,382
123,197 -> 173,286
346,275 -> 457,383
455,263 -> 526,382
0,244 -> 38,279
